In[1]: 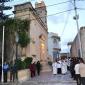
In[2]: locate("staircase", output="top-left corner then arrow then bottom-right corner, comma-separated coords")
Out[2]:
41,61 -> 52,72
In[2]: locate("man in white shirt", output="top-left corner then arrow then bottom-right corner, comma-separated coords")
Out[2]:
74,60 -> 81,85
79,58 -> 85,85
52,60 -> 57,75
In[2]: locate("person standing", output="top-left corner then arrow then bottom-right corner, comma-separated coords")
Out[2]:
79,58 -> 85,85
67,58 -> 71,71
36,61 -> 41,75
61,59 -> 67,74
57,59 -> 62,74
29,62 -> 36,77
9,61 -> 13,82
52,60 -> 57,75
74,60 -> 81,85
12,61 -> 18,82
70,58 -> 76,80
3,62 -> 9,82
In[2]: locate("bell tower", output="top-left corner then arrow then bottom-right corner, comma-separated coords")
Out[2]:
35,0 -> 47,27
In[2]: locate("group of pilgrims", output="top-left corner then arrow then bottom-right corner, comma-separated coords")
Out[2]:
52,57 -> 85,85
52,58 -> 69,75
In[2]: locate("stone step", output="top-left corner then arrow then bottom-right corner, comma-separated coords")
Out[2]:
41,62 -> 52,72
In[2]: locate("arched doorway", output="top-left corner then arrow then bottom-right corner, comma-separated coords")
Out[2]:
39,34 -> 46,62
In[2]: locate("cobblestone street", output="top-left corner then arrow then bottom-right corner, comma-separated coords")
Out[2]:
0,71 -> 76,85
20,71 -> 76,85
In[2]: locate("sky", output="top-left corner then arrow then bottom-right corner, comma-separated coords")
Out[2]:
4,0 -> 85,53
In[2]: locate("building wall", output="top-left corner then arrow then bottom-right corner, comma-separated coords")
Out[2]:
70,27 -> 85,60
35,1 -> 47,28
14,2 -> 48,63
70,35 -> 80,57
80,27 -> 85,60
29,12 -> 48,62
48,33 -> 54,58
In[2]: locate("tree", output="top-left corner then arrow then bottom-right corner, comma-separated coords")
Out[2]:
0,18 -> 30,61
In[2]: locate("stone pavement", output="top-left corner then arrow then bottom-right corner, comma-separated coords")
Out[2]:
20,71 -> 76,85
0,71 -> 76,85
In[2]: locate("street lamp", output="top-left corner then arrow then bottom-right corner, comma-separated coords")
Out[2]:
1,25 -> 5,83
15,32 -> 19,81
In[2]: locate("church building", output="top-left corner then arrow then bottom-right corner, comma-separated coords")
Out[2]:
14,1 -> 50,71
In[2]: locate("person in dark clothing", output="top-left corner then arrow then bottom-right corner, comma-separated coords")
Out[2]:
3,62 -> 9,82
70,60 -> 75,78
9,61 -> 14,82
70,58 -> 76,80
29,62 -> 36,77
36,61 -> 41,75
0,64 -> 2,82
12,62 -> 18,82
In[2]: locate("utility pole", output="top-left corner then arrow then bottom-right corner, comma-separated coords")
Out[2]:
73,0 -> 82,58
1,25 -> 5,83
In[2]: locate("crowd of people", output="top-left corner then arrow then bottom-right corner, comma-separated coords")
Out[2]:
70,57 -> 85,85
52,57 -> 85,85
0,60 -> 41,83
0,57 -> 85,85
52,58 -> 68,75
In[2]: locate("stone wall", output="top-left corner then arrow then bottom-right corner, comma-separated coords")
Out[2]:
70,27 -> 85,60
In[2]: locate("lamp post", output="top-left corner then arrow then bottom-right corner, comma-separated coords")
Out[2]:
1,26 -> 5,83
0,0 -> 12,83
15,32 -> 19,80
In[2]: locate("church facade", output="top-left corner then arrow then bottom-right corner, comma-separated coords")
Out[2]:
14,1 -> 49,69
